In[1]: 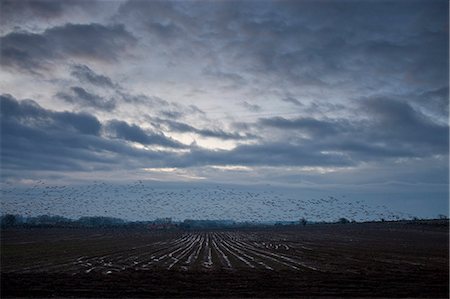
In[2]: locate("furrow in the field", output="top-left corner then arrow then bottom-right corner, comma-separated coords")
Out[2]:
84,267 -> 96,273
166,234 -> 202,270
133,235 -> 192,264
61,234 -> 191,274
140,234 -> 197,269
214,233 -> 251,268
13,250 -> 122,274
128,234 -> 197,270
217,236 -> 256,269
211,233 -> 233,269
221,236 -> 273,270
228,238 -> 299,270
113,234 -> 190,266
172,234 -> 205,271
68,235 -> 187,273
185,233 -> 204,268
201,233 -> 213,269
221,232 -> 300,270
232,238 -> 322,271
87,237 -> 184,262
213,232 -> 239,269
64,235 -> 190,273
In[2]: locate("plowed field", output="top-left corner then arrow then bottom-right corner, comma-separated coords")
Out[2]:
1,221 -> 448,298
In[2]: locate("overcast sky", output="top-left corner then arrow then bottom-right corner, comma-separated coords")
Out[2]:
0,0 -> 448,218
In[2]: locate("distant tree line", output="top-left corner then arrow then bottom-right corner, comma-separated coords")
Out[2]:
180,219 -> 236,230
2,213 -> 445,229
0,214 -> 129,228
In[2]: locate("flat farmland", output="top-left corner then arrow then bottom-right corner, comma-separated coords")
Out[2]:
1,221 -> 448,298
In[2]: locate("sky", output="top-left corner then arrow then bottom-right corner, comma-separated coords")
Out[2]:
0,0 -> 448,220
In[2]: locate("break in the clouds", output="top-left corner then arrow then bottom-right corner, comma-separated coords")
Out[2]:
0,0 -> 448,218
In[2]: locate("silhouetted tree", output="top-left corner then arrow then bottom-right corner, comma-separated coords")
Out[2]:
338,217 -> 350,224
299,218 -> 307,226
1,214 -> 18,227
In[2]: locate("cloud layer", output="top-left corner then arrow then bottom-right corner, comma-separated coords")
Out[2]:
0,0 -> 448,211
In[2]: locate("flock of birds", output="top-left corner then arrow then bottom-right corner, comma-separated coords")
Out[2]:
1,180 -> 413,222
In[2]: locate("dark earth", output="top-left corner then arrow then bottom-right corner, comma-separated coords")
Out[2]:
1,220 -> 448,298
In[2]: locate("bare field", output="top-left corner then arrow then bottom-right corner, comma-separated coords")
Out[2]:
1,221 -> 448,298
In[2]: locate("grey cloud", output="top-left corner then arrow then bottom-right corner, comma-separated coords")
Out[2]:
70,64 -> 115,88
118,91 -> 169,106
57,87 -> 116,111
1,23 -> 136,73
202,68 -> 247,86
258,97 -> 448,160
159,110 -> 184,119
1,0 -> 100,27
155,118 -> 255,141
114,0 -> 447,104
414,86 -> 449,118
106,120 -> 186,148
176,142 -> 354,168
332,141 -> 416,160
361,97 -> 448,151
223,1 -> 446,94
188,105 -> 205,115
115,0 -> 447,89
241,101 -> 261,112
1,94 -> 102,136
0,94 -> 182,174
1,93 -> 447,179
147,21 -> 184,41
1,0 -> 72,19
68,64 -> 175,111
282,97 -> 303,106
117,0 -> 191,34
0,0 -> 447,209
259,116 -> 344,136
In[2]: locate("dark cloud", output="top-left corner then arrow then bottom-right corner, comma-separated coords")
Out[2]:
202,68 -> 247,86
70,64 -> 115,88
0,0 -> 96,26
258,116 -> 406,160
0,0 -> 447,192
241,101 -> 261,112
117,0 -> 190,36
0,0 -> 100,25
258,97 -> 448,160
1,23 -> 136,73
159,110 -> 184,119
332,140 -> 416,160
118,91 -> 169,106
0,96 -> 110,171
1,93 -> 448,180
177,142 -> 354,168
281,97 -> 303,107
259,116 -> 344,137
147,21 -> 184,41
361,97 -> 448,151
415,86 -> 449,118
188,105 -> 205,115
1,0 -> 70,19
155,118 -> 255,141
200,0 -> 447,95
68,66 -> 174,110
105,120 -> 186,148
57,86 -> 116,111
0,94 -> 182,174
1,94 -> 102,136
